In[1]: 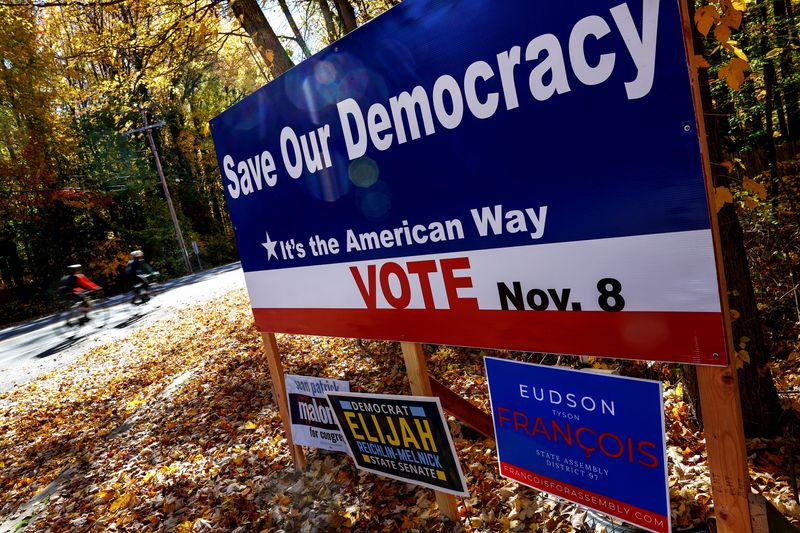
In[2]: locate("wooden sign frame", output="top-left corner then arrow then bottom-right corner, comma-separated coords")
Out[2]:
249,1 -> 759,530
679,0 -> 754,530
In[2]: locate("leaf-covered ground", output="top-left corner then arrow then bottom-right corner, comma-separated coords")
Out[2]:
0,289 -> 798,532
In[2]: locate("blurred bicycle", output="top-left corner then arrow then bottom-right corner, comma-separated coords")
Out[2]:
56,289 -> 109,339
131,271 -> 160,305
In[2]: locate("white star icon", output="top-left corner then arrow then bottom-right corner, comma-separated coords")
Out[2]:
261,232 -> 279,260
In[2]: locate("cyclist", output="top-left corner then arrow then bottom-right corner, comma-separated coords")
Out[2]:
58,264 -> 102,321
125,250 -> 155,303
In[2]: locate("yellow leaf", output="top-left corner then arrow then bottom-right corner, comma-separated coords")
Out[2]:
714,24 -> 731,44
695,5 -> 720,36
730,0 -> 747,11
732,45 -> 749,61
695,55 -> 711,68
715,186 -> 734,212
718,57 -> 749,90
743,177 -> 767,199
737,350 -> 750,363
110,492 -> 133,512
730,309 -> 741,321
765,47 -> 782,59
499,516 -> 512,531
243,421 -> 257,430
744,197 -> 758,208
176,521 -> 193,533
125,398 -> 143,411
720,5 -> 743,29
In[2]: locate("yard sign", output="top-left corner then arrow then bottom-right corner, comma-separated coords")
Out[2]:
326,391 -> 469,496
210,0 -> 727,365
285,374 -> 350,453
485,357 -> 670,533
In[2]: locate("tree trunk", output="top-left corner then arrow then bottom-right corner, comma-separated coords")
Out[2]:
353,0 -> 372,22
332,0 -> 357,34
682,0 -> 782,438
317,0 -> 338,43
764,61 -> 782,198
775,89 -> 790,139
772,0 -> 800,139
277,0 -> 312,59
230,0 -> 294,77
754,0 -> 783,199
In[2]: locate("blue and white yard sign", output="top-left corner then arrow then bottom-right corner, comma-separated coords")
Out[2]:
210,0 -> 728,365
485,357 -> 669,533
285,374 -> 350,453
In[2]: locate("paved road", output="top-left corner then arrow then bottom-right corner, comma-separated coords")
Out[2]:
0,263 -> 246,393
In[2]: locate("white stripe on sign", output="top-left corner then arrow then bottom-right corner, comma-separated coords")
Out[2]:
243,230 -> 721,313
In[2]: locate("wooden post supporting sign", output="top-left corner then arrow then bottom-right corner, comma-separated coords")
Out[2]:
429,376 -> 494,439
678,1 -> 754,531
261,332 -> 307,471
400,341 -> 460,522
697,365 -> 753,532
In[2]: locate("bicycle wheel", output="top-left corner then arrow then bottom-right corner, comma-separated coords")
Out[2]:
89,304 -> 110,329
56,306 -> 89,339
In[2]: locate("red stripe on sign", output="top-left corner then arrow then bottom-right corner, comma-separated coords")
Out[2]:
251,308 -> 726,365
499,462 -> 669,533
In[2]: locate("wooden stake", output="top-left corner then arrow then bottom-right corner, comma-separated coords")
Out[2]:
697,365 -> 752,532
400,341 -> 460,522
261,332 -> 306,471
429,376 -> 494,439
678,1 -> 753,530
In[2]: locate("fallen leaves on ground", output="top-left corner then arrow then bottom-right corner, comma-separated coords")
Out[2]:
0,289 -> 798,531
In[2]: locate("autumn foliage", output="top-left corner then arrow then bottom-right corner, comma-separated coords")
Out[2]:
0,289 -> 797,530
0,0 -> 799,529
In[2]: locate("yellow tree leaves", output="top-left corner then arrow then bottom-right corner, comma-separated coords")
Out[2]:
715,186 -> 734,212
743,177 -> 768,200
719,57 -> 750,90
714,163 -> 768,212
695,0 -> 750,90
695,5 -> 720,36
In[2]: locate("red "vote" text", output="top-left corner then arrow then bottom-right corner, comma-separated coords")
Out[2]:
349,257 -> 478,310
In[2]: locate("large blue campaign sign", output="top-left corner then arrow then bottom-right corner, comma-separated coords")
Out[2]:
484,357 -> 669,533
210,0 -> 728,365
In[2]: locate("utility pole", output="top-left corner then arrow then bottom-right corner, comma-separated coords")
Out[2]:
124,109 -> 193,274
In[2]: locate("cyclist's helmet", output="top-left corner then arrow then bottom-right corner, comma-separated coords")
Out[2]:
66,264 -> 81,273
131,250 -> 144,258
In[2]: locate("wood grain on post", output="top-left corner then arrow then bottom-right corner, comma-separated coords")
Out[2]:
697,366 -> 752,532
261,332 -> 307,471
678,0 -> 753,530
400,341 -> 460,522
